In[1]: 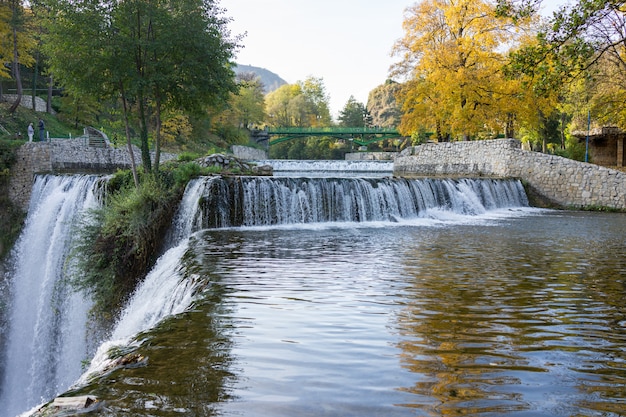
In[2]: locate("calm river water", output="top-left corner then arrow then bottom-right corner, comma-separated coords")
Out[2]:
78,210 -> 626,417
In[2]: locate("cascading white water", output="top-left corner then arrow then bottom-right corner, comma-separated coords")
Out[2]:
197,177 -> 529,228
165,177 -> 220,248
0,175 -> 101,417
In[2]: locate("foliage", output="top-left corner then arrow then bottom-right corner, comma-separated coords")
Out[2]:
161,110 -> 194,146
553,133 -> 587,162
269,136 -> 350,160
392,0 -> 529,140
220,73 -> 266,129
0,0 -> 38,114
69,161 -> 201,321
265,76 -> 332,127
503,0 -> 626,132
40,0 -> 240,175
338,96 -> 369,127
366,80 -> 401,128
56,93 -> 100,129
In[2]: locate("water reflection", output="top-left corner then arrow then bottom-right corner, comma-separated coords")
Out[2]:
396,212 -> 626,416
62,212 -> 626,417
70,278 -> 238,417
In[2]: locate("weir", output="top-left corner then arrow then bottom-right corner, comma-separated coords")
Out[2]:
196,176 -> 528,229
0,167 -> 531,417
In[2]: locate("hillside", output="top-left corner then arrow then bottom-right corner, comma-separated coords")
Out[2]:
235,64 -> 287,93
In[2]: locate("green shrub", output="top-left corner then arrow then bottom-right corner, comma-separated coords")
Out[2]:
177,151 -> 201,162
172,162 -> 204,186
69,158 -> 234,323
70,172 -> 185,323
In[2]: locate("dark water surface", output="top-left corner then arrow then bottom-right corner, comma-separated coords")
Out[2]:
84,211 -> 626,416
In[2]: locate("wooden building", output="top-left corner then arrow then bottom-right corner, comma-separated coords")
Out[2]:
572,127 -> 625,168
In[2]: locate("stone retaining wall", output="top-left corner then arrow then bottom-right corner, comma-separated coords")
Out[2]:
394,139 -> 626,210
2,94 -> 48,113
345,152 -> 397,161
8,140 -> 176,210
230,145 -> 267,160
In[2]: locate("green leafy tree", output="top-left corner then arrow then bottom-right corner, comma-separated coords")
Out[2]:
500,0 -> 626,143
230,73 -> 266,129
299,76 -> 332,126
41,0 -> 238,184
338,96 -> 369,127
265,83 -> 302,127
57,93 -> 100,129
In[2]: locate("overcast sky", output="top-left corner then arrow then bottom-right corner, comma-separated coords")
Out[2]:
223,0 -> 569,118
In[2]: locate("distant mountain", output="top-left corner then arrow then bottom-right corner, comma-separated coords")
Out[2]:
235,64 -> 287,94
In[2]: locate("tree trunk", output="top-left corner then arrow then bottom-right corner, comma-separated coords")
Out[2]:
120,83 -> 139,188
560,112 -> 566,149
505,113 -> 515,138
154,95 -> 162,172
32,50 -> 39,111
47,75 -> 53,114
9,27 -> 22,114
138,93 -> 152,173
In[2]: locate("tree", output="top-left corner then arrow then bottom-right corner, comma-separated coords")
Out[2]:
41,0 -> 239,183
299,76 -> 332,126
500,0 -> 626,139
366,80 -> 401,128
0,0 -> 37,114
338,96 -> 368,127
228,73 -> 266,129
391,0 -> 525,140
265,76 -> 332,127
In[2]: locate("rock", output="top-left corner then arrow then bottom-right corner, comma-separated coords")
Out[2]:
252,164 -> 273,176
52,395 -> 97,409
197,153 -> 272,175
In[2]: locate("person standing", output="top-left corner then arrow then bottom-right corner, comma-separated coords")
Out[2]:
38,118 -> 45,142
27,123 -> 34,142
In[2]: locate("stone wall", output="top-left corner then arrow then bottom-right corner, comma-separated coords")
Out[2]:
1,94 -> 48,113
394,139 -> 626,210
230,145 -> 267,160
345,152 -> 397,161
9,143 -> 53,210
8,140 -> 176,210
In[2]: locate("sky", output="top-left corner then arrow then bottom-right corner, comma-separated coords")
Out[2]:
223,0 -> 569,118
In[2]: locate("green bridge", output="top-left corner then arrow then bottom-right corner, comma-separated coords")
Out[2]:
251,127 -> 403,146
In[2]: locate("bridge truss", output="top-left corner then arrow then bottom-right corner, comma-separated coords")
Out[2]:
251,127 -> 403,147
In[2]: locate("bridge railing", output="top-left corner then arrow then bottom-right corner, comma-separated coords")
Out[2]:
267,126 -> 399,135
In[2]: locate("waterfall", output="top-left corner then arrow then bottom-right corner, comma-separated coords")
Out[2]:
0,175 -> 101,417
197,177 -> 529,228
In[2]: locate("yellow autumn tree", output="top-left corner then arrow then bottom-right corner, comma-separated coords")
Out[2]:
392,0 -> 530,140
265,76 -> 331,127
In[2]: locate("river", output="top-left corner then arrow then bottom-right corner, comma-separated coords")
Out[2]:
1,163 -> 625,417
